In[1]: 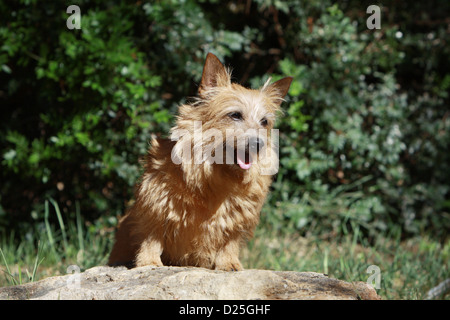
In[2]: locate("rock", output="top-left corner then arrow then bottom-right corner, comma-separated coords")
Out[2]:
0,266 -> 380,300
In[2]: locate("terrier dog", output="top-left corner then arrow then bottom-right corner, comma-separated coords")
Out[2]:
108,53 -> 292,271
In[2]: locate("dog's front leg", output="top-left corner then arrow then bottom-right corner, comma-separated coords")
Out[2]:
214,238 -> 243,271
135,236 -> 164,267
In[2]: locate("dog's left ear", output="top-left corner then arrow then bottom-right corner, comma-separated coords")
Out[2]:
198,53 -> 231,98
267,77 -> 293,100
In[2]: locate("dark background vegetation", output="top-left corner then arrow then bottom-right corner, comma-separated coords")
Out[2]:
1,0 -> 449,244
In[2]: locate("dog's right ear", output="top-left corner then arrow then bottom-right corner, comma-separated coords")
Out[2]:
198,53 -> 230,98
267,77 -> 293,100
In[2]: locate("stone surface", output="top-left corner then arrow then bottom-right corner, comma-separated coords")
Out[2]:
0,266 -> 380,300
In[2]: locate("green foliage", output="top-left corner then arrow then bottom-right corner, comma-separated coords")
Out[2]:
0,199 -> 114,286
0,0 -> 252,227
243,226 -> 450,299
264,1 -> 449,239
0,1 -> 448,242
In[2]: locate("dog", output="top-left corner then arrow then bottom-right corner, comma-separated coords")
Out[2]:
108,53 -> 292,271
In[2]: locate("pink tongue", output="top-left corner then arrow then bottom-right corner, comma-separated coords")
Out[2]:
237,156 -> 252,170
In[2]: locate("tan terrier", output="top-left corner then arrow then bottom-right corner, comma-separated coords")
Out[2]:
108,53 -> 292,271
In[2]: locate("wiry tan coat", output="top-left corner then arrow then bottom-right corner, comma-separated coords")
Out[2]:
108,53 -> 292,271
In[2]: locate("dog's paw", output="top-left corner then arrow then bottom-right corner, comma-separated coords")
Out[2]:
135,255 -> 163,268
136,260 -> 163,268
214,260 -> 243,272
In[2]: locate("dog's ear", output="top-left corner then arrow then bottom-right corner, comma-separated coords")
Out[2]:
268,77 -> 293,99
198,53 -> 230,97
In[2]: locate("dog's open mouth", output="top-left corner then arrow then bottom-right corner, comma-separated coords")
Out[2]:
223,137 -> 264,170
236,150 -> 253,170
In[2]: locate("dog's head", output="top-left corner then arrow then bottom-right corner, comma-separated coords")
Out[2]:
171,53 -> 292,177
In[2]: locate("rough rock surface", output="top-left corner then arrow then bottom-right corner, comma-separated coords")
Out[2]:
0,266 -> 380,300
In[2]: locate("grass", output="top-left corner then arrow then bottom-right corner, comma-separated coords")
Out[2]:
241,225 -> 450,300
0,199 -> 449,300
0,199 -> 114,287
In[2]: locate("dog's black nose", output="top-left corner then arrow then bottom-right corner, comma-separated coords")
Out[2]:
248,137 -> 264,154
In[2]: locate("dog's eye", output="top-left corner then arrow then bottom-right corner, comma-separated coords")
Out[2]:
229,112 -> 243,121
260,118 -> 268,127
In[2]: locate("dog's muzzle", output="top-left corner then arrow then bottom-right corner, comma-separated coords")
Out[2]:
235,136 -> 265,170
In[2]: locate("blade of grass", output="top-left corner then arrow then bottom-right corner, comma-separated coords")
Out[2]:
49,198 -> 68,253
0,247 -> 18,286
323,248 -> 329,275
31,241 -> 45,283
76,200 -> 84,254
44,200 -> 58,258
351,222 -> 360,256
25,268 -> 31,282
17,264 -> 22,285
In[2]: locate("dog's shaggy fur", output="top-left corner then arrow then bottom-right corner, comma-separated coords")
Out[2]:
108,53 -> 292,271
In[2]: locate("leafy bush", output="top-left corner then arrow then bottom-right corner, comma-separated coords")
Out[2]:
0,0 -> 252,229
263,2 -> 450,239
0,1 -> 448,240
